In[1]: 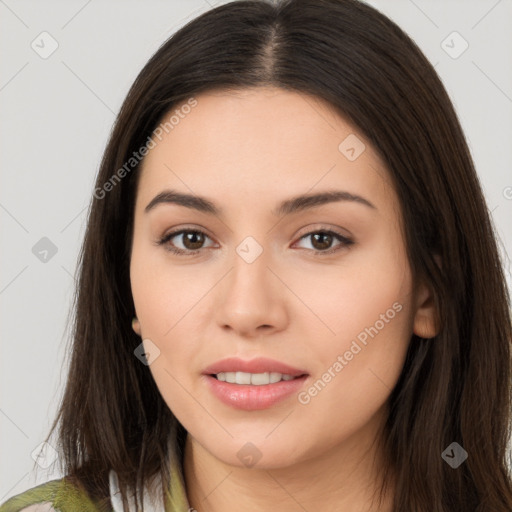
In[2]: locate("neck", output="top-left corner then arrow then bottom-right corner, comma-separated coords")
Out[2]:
183,406 -> 395,512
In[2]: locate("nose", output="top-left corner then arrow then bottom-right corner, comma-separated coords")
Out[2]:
215,246 -> 289,339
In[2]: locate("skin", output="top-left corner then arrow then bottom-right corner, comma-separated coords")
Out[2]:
130,86 -> 438,512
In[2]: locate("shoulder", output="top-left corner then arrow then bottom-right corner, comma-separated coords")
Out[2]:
0,477 -> 111,512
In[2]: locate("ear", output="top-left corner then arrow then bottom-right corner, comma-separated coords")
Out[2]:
412,282 -> 438,338
412,258 -> 441,339
132,317 -> 141,336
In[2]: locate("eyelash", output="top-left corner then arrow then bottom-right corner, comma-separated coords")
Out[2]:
157,227 -> 354,256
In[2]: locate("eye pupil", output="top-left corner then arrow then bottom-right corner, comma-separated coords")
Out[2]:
311,232 -> 332,250
183,231 -> 205,250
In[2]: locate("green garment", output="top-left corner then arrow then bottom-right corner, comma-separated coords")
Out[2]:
0,426 -> 191,512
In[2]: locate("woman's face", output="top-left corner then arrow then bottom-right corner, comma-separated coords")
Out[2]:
130,86 -> 435,469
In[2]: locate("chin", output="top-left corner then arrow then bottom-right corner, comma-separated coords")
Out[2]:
195,430 -> 312,470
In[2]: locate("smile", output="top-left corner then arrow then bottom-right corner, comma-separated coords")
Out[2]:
214,371 -> 298,385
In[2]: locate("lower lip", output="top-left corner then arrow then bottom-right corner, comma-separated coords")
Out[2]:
204,374 -> 308,410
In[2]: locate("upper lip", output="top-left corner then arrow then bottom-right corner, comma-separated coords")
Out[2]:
203,357 -> 308,377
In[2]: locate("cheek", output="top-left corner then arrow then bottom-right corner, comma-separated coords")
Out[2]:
130,252 -> 205,415
130,238 -> 210,339
292,233 -> 413,418
129,244 -> 218,411
286,228 -> 411,345
291,289 -> 412,459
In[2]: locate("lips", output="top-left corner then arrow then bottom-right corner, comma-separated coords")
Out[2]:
202,357 -> 308,377
202,357 -> 309,410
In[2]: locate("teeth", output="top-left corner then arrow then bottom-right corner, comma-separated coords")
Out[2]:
215,371 -> 297,385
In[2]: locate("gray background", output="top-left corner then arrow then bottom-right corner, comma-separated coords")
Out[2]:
1,0 -> 511,502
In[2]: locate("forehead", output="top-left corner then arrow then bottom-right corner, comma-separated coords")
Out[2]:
137,86 -> 393,214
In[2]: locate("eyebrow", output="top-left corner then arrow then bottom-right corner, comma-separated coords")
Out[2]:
144,189 -> 376,216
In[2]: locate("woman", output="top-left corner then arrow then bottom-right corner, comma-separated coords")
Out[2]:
2,0 -> 511,510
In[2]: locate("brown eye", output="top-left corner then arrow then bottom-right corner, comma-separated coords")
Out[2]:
295,229 -> 354,255
158,229 -> 215,255
180,231 -> 205,250
310,232 -> 334,251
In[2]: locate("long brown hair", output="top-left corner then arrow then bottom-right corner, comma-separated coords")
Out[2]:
43,0 -> 512,510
